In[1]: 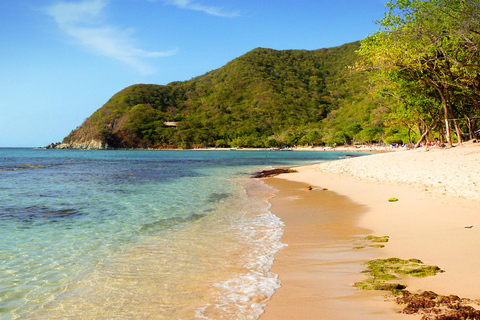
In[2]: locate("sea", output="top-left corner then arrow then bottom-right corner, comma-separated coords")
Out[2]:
0,148 -> 353,319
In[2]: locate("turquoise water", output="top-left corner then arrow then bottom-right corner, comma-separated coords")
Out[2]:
0,149 -> 352,319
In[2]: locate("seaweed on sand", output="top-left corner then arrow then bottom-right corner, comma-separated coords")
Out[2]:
354,258 -> 444,294
355,258 -> 480,319
354,235 -> 389,249
364,235 -> 390,243
396,291 -> 480,319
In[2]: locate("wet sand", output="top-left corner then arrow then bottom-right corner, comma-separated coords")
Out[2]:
260,178 -> 410,319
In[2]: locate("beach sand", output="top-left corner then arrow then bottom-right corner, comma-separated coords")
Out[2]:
261,142 -> 480,319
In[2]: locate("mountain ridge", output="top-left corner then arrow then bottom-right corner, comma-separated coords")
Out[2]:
52,41 -> 388,149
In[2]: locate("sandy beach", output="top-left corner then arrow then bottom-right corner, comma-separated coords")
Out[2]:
261,142 -> 480,319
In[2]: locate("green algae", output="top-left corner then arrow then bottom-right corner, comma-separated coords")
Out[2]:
354,235 -> 389,249
364,235 -> 389,243
355,279 -> 406,293
355,258 -> 444,294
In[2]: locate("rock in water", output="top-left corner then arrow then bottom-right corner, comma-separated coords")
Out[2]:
251,168 -> 297,178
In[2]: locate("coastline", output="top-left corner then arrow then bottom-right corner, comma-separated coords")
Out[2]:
43,142 -> 398,153
261,142 -> 480,318
260,178 -> 408,319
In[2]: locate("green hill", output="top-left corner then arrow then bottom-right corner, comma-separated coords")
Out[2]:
58,41 -> 389,149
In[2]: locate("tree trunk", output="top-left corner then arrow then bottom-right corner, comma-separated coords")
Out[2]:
474,119 -> 479,140
453,119 -> 463,144
415,118 -> 431,148
465,117 -> 474,140
445,117 -> 452,146
439,128 -> 445,144
415,130 -> 429,148
436,87 -> 453,147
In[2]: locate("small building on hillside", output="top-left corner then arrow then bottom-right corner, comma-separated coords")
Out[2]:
163,122 -> 179,128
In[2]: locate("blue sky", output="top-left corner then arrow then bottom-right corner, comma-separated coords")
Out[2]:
0,0 -> 387,147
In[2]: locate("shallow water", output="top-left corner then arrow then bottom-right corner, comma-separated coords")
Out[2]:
0,149 -> 353,319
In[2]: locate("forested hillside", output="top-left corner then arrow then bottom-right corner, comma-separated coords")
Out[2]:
59,41 -> 390,149
55,0 -> 480,150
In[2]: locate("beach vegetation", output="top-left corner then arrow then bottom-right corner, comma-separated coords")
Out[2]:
356,0 -> 480,147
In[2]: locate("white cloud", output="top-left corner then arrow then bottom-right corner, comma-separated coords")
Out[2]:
165,0 -> 240,17
46,0 -> 177,74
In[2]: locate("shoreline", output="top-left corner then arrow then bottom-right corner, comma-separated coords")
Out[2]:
41,144 -> 396,153
261,142 -> 480,318
260,178 -> 408,319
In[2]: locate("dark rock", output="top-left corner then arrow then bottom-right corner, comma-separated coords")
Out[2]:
251,168 -> 297,178
45,142 -> 60,149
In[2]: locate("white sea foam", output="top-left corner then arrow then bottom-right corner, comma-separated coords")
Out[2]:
196,179 -> 286,319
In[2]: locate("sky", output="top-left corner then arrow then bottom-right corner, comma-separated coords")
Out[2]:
0,0 -> 388,147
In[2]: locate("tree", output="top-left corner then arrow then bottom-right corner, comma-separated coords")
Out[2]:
357,0 -> 480,147
301,130 -> 321,146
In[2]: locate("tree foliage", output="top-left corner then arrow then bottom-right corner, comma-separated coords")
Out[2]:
357,0 -> 480,146
64,42 -> 392,148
